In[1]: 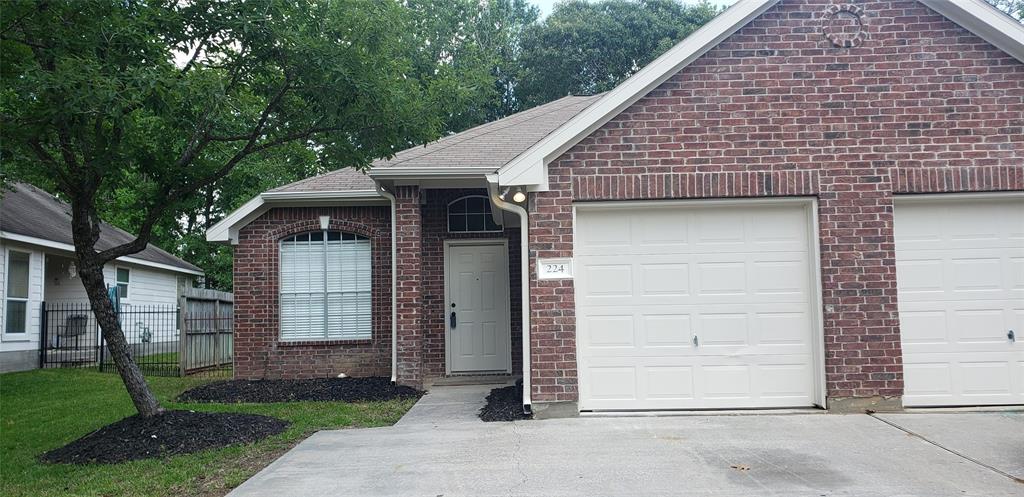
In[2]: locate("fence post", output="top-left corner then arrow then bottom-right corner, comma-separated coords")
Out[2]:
97,312 -> 105,372
178,296 -> 187,377
39,301 -> 47,369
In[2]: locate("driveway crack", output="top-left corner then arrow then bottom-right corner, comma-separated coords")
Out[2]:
508,421 -> 527,497
868,414 -> 1024,485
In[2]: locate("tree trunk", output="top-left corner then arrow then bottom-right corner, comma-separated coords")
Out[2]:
78,257 -> 164,417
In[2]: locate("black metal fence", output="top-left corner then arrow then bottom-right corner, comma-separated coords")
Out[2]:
40,299 -> 232,378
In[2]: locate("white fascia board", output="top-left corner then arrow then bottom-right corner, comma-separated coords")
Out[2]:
0,231 -> 204,276
497,0 -> 779,188
206,195 -> 264,243
206,190 -> 386,244
260,189 -> 382,201
919,0 -> 1024,62
368,167 -> 497,180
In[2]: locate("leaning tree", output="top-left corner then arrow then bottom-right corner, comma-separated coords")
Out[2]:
0,0 -> 473,417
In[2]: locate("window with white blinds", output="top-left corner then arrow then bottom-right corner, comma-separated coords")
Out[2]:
280,231 -> 371,341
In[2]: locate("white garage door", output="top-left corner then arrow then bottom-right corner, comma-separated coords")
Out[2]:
574,201 -> 819,410
895,196 -> 1024,407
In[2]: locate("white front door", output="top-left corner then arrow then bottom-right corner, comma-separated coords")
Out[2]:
446,242 -> 511,373
895,195 -> 1024,407
574,201 -> 819,411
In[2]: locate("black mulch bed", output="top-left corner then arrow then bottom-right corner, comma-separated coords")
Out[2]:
40,410 -> 289,465
177,376 -> 422,404
479,380 -> 532,422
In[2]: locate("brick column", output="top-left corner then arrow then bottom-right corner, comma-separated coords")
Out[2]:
394,186 -> 423,386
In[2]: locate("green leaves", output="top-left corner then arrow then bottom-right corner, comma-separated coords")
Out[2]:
517,0 -> 721,107
0,0 -> 468,269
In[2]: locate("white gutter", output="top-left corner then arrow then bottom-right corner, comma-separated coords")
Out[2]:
375,182 -> 399,383
487,178 -> 532,411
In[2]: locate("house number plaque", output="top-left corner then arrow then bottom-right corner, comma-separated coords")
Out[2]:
537,258 -> 573,280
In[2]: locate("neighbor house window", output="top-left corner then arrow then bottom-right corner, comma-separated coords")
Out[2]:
279,231 -> 371,341
448,195 -> 502,232
5,250 -> 30,335
115,267 -> 130,300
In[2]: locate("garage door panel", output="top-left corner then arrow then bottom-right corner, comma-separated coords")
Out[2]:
646,366 -> 696,400
579,264 -> 633,298
576,202 -> 818,410
702,365 -> 752,398
757,312 -> 813,346
642,314 -> 692,346
895,196 -> 1024,407
583,315 -> 635,348
640,263 -> 690,296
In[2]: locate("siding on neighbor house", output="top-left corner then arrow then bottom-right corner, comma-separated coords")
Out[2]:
232,206 -> 393,379
1,240 -> 190,366
0,241 -> 44,353
528,0 -> 1024,404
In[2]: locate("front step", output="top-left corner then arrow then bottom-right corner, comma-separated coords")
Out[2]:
428,374 -> 516,387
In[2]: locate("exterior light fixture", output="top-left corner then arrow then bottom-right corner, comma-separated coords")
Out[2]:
512,190 -> 527,203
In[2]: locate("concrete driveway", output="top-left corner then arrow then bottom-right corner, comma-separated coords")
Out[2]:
228,401 -> 1023,497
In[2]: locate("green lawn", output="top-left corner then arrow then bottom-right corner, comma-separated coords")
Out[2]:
0,369 -> 416,497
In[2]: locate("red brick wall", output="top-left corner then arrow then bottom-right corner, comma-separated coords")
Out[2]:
420,189 -> 523,378
233,206 -> 392,379
394,186 -> 423,385
529,0 -> 1024,404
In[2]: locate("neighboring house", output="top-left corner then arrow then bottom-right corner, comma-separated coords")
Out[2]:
0,183 -> 203,372
209,0 -> 1024,415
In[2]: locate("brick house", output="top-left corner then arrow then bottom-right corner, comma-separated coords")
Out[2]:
208,0 -> 1024,415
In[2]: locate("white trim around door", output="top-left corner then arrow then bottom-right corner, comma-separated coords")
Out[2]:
444,239 -> 513,375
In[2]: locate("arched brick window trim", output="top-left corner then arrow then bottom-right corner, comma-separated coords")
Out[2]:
269,219 -> 382,241
267,218 -> 388,346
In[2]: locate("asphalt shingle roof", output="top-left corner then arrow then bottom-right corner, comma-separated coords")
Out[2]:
270,94 -> 602,193
0,183 -> 203,273
372,94 -> 602,170
269,167 -> 377,193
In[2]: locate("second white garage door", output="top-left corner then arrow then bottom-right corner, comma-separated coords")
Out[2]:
574,201 -> 820,410
895,195 -> 1024,407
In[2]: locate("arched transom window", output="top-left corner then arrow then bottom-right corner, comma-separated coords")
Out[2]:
279,231 -> 371,341
448,195 -> 502,232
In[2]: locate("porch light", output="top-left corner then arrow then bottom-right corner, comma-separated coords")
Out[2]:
67,261 -> 77,279
512,190 -> 527,203
319,215 -> 330,230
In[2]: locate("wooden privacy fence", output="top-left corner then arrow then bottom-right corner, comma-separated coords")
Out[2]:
178,287 -> 233,376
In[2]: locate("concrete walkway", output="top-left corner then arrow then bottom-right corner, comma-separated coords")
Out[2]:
395,384 -> 495,427
228,409 -> 1024,497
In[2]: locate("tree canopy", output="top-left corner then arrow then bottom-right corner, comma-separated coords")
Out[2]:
517,0 -> 720,107
0,0 -> 498,416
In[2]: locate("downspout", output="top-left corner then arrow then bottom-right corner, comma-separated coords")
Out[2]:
487,179 -> 531,412
375,182 -> 399,383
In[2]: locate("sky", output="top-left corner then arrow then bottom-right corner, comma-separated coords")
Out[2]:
529,0 -> 738,18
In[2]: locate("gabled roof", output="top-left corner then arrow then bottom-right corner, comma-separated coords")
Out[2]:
269,167 -> 377,193
367,95 -> 602,178
496,0 -> 1024,188
0,183 -> 203,275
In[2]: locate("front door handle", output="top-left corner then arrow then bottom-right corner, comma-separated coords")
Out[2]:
450,311 -> 457,329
